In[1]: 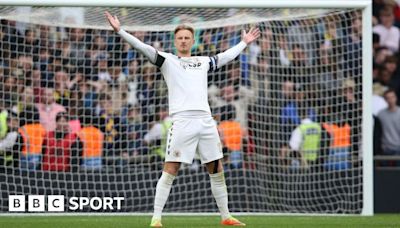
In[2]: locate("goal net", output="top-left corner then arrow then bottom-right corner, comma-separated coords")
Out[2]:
0,5 -> 367,214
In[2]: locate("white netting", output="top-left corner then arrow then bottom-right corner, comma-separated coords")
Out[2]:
0,7 -> 363,214
0,7 -> 334,30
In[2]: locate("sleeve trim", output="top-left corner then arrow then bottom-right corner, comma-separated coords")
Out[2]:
155,52 -> 166,68
208,56 -> 218,72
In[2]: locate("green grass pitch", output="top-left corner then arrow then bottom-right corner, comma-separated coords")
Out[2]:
0,214 -> 399,228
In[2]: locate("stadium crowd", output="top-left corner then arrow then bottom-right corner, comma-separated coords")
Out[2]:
0,4 -> 394,173
373,0 -> 400,167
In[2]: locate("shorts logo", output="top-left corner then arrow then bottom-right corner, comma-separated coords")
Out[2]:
173,150 -> 180,157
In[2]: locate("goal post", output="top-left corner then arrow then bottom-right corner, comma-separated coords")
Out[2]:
0,0 -> 372,8
0,0 -> 372,216
361,1 -> 373,216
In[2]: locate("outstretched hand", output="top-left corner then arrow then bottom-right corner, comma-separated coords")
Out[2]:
242,27 -> 261,44
105,11 -> 120,32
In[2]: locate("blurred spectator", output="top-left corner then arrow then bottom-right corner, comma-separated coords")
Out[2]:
286,106 -> 322,170
340,79 -> 362,162
79,77 -> 101,112
35,87 -> 66,132
54,40 -> 71,68
373,103 -> 385,157
373,93 -> 388,116
103,60 -> 128,115
30,68 -> 43,102
17,55 -> 34,74
278,35 -> 294,67
322,111 -> 352,171
54,69 -> 72,107
373,32 -> 381,52
38,48 -> 51,73
249,41 -> 261,67
280,43 -> 317,98
68,28 -> 86,65
374,47 -> 393,66
373,7 -> 400,52
251,28 -> 272,99
223,25 -> 241,48
377,89 -> 400,162
374,66 -> 390,96
1,76 -> 19,108
209,62 -> 255,128
287,18 -> 320,65
343,17 -> 362,77
97,93 -> 127,169
197,30 -> 217,56
66,92 -> 82,135
13,86 -> 39,118
0,103 -> 8,139
210,84 -> 248,128
69,71 -> 84,90
373,0 -> 389,20
17,109 -> 46,171
382,56 -> 400,98
317,43 -> 345,97
217,34 -> 230,55
291,44 -> 311,83
136,62 -> 167,121
0,110 -> 19,169
42,112 -> 82,172
218,104 -> 248,169
252,56 -> 270,99
77,112 -> 104,171
322,16 -> 342,52
108,59 -> 127,84
122,105 -> 147,163
96,53 -> 111,81
279,80 -> 295,104
144,105 -> 171,164
19,29 -> 39,58
88,35 -> 108,63
340,80 -> 359,112
280,84 -> 317,143
126,59 -> 140,106
38,25 -> 53,48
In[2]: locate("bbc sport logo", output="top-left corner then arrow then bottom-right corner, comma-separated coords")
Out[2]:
8,195 -> 124,212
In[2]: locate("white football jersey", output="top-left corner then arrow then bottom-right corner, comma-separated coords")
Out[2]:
155,51 -> 218,115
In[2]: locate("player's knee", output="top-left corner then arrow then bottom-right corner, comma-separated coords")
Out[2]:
163,162 -> 180,175
207,159 -> 223,174
164,168 -> 179,176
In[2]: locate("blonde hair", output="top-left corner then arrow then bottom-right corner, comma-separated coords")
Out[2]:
174,24 -> 195,37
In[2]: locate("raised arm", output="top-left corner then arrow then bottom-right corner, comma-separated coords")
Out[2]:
211,27 -> 260,71
105,11 -> 157,63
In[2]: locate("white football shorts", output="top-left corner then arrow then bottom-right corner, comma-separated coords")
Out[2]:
165,111 -> 223,164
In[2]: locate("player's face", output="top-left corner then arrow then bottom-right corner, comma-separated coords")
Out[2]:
174,29 -> 194,55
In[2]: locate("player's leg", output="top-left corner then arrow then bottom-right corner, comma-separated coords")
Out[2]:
151,162 -> 180,227
198,117 -> 229,220
151,118 -> 199,227
199,117 -> 245,226
205,159 -> 245,226
205,159 -> 230,219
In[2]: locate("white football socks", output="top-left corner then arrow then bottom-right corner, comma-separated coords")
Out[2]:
209,172 -> 231,220
153,171 -> 175,220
